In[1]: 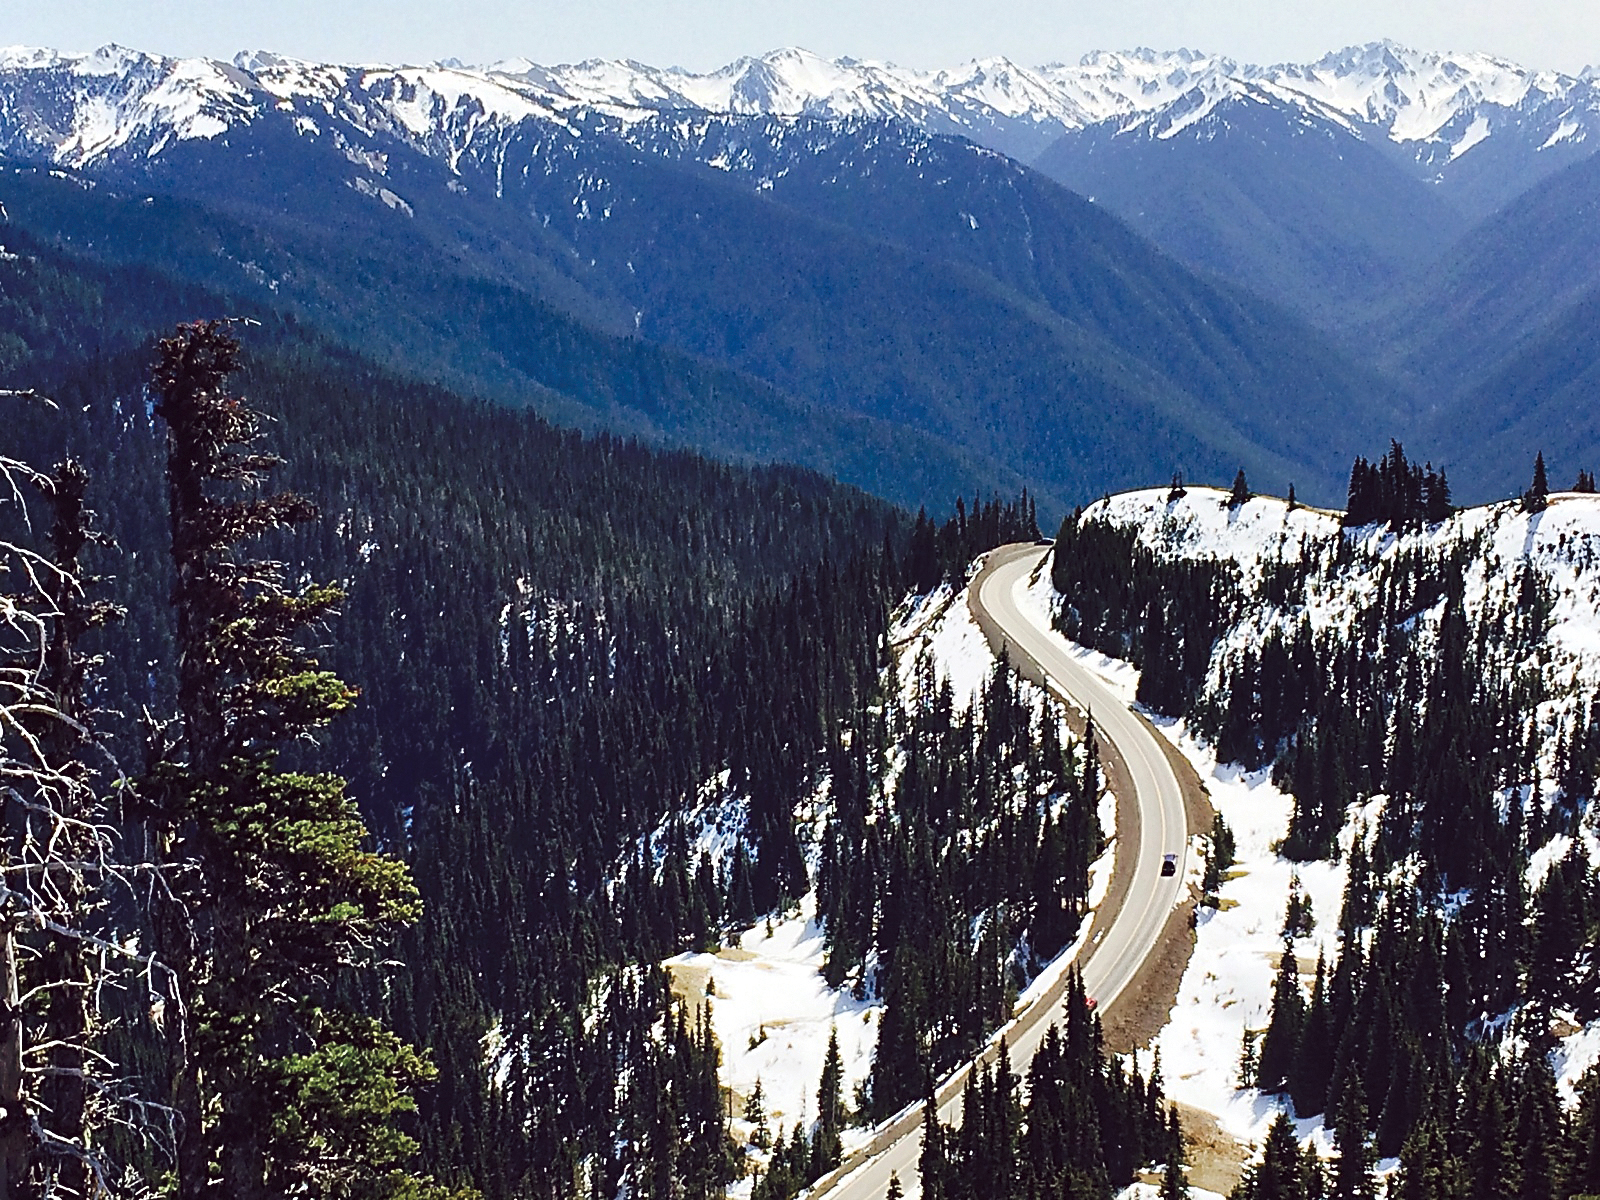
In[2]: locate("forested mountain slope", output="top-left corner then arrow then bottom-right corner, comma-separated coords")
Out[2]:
1031,83 -> 1469,324
0,45 -> 1417,512
614,113 -> 1408,485
1372,145 -> 1600,402
2,226 -> 911,1196
0,165 -> 1007,514
2,199 -> 1187,1200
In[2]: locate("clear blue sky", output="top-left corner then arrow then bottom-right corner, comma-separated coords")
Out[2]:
4,0 -> 1597,73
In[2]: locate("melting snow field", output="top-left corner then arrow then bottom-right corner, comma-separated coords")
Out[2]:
666,894 -> 881,1159
1148,731 -> 1346,1145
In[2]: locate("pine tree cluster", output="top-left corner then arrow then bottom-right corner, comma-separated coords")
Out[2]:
1250,854 -> 1600,1197
1343,442 -> 1452,530
919,973 -> 1180,1200
1050,511 -> 1239,716
817,656 -> 1103,1121
905,494 -> 1041,594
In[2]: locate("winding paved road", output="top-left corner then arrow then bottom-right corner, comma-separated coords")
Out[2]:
802,543 -> 1190,1200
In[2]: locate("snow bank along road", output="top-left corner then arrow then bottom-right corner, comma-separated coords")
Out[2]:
804,544 -> 1192,1199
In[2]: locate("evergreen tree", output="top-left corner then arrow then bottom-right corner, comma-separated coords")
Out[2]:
1202,812 -> 1236,901
1289,955 -> 1332,1119
1571,1064 -> 1600,1197
1424,470 -> 1452,524
1231,470 -> 1252,509
1524,452 -> 1550,513
1512,1049 -> 1562,1200
885,1172 -> 903,1200
746,1079 -> 772,1149
1469,1077 -> 1518,1200
919,1094 -> 947,1200
1330,1075 -> 1375,1200
1239,1028 -> 1262,1090
1392,1119 -> 1460,1200
1234,1112 -> 1308,1200
144,322 -> 446,1199
814,1027 -> 846,1172
1257,942 -> 1305,1094
1161,1107 -> 1190,1200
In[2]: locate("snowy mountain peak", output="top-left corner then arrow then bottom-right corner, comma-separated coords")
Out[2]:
0,37 -> 1595,185
232,49 -> 305,74
0,44 -> 259,168
1105,72 -> 1361,144
1071,47 -> 1220,70
1275,40 -> 1574,142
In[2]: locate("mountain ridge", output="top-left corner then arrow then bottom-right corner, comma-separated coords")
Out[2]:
4,38 -> 1595,201
0,43 -> 1415,512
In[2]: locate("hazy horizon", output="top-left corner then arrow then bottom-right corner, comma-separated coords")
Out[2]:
4,0 -> 1597,76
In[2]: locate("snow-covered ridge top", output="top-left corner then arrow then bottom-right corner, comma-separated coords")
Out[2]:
2,37 -> 1592,174
1081,485 -> 1600,583
514,40 -> 1598,148
0,43 -> 261,166
1105,75 -> 1367,142
0,42 -> 666,170
1077,487 -> 1600,733
1076,486 -> 1341,579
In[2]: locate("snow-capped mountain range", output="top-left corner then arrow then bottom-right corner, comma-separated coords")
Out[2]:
0,39 -> 1595,192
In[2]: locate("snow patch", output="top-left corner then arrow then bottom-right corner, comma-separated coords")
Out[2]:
1556,1020 -> 1600,1100
666,893 -> 879,1147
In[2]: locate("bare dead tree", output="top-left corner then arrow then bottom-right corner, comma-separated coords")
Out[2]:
0,411 -> 172,1198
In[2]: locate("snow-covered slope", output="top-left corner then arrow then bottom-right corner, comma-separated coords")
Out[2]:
1059,487 -> 1600,791
1038,486 -> 1600,1138
1087,75 -> 1364,144
1037,42 -> 1600,215
0,44 -> 261,166
502,48 -> 1105,162
1268,41 -> 1579,150
525,40 -> 1600,205
3,39 -> 1592,205
0,42 -> 648,177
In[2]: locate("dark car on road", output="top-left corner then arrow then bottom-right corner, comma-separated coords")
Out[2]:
1161,853 -> 1177,877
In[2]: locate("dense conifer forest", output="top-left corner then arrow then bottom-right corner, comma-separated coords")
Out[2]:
916,973 -> 1179,1200
0,228 -> 1181,1195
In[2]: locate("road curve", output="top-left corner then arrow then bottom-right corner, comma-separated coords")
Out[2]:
803,544 -> 1190,1200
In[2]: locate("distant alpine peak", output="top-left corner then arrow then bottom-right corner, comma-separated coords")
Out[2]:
1265,40 -> 1576,143
1108,72 -> 1363,143
0,37 -> 1593,176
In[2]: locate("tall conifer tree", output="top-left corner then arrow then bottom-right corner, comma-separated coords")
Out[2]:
146,322 -> 449,1199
